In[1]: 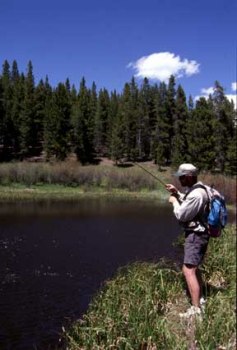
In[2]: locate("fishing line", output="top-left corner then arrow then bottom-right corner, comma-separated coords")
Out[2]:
133,162 -> 167,187
133,162 -> 181,202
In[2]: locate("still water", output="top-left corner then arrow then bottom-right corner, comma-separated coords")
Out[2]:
0,198 -> 179,349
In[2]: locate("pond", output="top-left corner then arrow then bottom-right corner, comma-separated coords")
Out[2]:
0,198 -> 182,349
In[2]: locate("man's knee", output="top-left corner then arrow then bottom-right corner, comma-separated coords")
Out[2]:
182,264 -> 197,276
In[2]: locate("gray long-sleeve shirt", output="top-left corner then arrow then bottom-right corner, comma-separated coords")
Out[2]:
172,181 -> 209,232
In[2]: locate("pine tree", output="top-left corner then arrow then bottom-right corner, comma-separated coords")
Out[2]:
221,96 -> 236,175
94,88 -> 110,156
44,83 -> 71,160
107,90 -> 118,153
128,77 -> 140,160
110,109 -> 126,163
71,84 -> 78,102
72,78 -> 94,163
109,91 -> 125,163
211,81 -> 235,172
153,82 -> 170,166
225,126 -> 237,175
68,83 -> 78,149
11,61 -> 25,158
186,97 -> 216,170
19,61 -> 36,158
65,78 -> 71,95
137,78 -> 156,159
119,78 -> 139,160
43,76 -> 53,158
0,77 -> 4,157
87,82 -> 97,159
1,60 -> 13,160
166,75 -> 176,164
188,95 -> 194,111
171,85 -> 189,165
149,84 -> 160,160
34,78 -> 52,157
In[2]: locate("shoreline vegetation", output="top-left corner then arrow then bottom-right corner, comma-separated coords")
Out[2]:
65,225 -> 236,350
0,160 -> 236,205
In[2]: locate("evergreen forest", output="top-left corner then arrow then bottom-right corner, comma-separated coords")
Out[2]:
0,60 -> 236,175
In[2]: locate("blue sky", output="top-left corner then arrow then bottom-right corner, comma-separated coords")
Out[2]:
0,0 -> 236,106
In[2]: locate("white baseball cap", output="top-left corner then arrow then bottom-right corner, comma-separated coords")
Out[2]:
174,163 -> 198,177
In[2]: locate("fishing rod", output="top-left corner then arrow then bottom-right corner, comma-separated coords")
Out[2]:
134,162 -> 181,201
133,162 -> 167,187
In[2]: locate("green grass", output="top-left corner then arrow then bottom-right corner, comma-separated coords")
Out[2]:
0,183 -> 167,202
65,225 -> 236,350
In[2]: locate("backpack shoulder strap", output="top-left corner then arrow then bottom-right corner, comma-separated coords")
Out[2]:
183,184 -> 209,201
182,184 -> 210,230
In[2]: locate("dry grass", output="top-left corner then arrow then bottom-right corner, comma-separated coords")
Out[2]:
0,160 -> 236,205
199,173 -> 236,204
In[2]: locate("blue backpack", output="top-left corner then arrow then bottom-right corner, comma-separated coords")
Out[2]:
195,184 -> 228,237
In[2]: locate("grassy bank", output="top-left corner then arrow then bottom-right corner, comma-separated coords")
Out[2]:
65,225 -> 236,349
0,161 -> 236,204
0,184 -> 168,202
0,161 -> 166,200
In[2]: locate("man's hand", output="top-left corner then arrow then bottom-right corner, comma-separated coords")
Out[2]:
169,194 -> 178,204
165,184 -> 178,194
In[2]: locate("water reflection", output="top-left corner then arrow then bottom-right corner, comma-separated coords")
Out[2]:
0,198 -> 186,349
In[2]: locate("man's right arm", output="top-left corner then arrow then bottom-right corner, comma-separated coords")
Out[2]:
165,184 -> 184,201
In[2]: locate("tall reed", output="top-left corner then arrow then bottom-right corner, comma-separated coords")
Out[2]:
65,225 -> 236,349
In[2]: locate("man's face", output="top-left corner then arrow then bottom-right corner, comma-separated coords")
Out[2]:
179,175 -> 188,187
179,174 -> 196,187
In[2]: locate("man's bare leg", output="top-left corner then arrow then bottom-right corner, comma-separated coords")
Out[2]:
196,267 -> 204,300
182,264 -> 200,307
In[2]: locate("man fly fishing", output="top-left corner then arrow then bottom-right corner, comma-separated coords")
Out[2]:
134,162 -> 214,318
165,163 -> 210,319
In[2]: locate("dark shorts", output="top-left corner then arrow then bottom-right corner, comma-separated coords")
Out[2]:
184,231 -> 209,266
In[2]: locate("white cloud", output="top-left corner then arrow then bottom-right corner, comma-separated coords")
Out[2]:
231,82 -> 237,91
226,94 -> 237,109
201,87 -> 215,95
228,83 -> 236,108
195,85 -> 236,109
127,52 -> 200,82
194,86 -> 214,102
